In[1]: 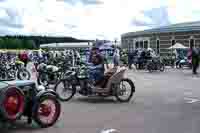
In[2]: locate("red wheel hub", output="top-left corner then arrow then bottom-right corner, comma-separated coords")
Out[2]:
39,104 -> 52,117
3,88 -> 25,120
4,96 -> 19,115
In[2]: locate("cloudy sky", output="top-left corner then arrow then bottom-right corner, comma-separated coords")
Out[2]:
0,0 -> 200,40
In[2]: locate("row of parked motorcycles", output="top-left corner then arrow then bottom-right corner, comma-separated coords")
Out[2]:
0,59 -> 31,80
131,56 -> 165,72
132,56 -> 191,72
0,55 -> 136,129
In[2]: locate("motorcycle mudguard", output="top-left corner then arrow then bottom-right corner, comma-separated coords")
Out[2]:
4,80 -> 35,86
35,89 -> 58,100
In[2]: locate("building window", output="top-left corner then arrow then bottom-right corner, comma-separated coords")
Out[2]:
128,43 -> 130,51
135,41 -> 139,49
171,39 -> 176,46
139,41 -> 143,48
130,42 -> 133,52
190,38 -> 195,48
144,41 -> 148,49
156,40 -> 160,54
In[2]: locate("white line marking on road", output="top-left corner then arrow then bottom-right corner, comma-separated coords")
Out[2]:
184,97 -> 200,103
101,129 -> 119,133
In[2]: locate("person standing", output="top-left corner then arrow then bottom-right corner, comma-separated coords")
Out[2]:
128,51 -> 134,69
191,47 -> 200,74
113,47 -> 120,67
19,51 -> 28,67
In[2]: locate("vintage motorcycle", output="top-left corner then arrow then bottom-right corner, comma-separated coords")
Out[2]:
55,63 -> 135,102
0,80 -> 61,128
0,60 -> 31,80
37,62 -> 69,86
146,58 -> 165,72
10,60 -> 31,80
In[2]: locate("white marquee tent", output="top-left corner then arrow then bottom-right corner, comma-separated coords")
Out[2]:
168,43 -> 188,49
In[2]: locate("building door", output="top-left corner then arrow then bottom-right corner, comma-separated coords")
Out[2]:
144,41 -> 148,49
135,41 -> 139,49
156,40 -> 160,55
190,38 -> 195,48
172,39 -> 176,46
139,41 -> 143,48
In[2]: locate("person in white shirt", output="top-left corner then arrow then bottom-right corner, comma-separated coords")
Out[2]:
113,47 -> 120,67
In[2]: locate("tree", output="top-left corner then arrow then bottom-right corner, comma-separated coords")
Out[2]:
0,38 -> 5,49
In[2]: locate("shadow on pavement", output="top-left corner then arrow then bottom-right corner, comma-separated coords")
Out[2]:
0,120 -> 43,133
72,97 -> 119,104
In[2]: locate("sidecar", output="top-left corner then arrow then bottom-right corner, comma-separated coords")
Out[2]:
0,80 -> 61,128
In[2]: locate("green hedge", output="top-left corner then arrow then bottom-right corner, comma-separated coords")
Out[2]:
0,38 -> 36,49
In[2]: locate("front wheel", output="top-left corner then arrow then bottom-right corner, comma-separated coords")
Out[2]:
54,80 -> 76,101
115,78 -> 135,102
33,95 -> 61,128
17,69 -> 31,80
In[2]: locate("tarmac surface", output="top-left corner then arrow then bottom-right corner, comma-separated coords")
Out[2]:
2,67 -> 200,133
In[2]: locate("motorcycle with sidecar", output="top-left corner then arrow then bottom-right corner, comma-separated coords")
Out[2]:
0,80 -> 61,128
55,63 -> 135,102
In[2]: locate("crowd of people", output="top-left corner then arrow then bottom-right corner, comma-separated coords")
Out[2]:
0,46 -> 199,75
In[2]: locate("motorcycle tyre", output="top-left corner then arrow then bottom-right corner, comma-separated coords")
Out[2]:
115,78 -> 135,102
17,69 -> 31,80
54,80 -> 76,101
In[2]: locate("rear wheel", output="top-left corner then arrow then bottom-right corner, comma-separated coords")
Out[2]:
33,95 -> 61,128
17,69 -> 31,80
54,80 -> 76,101
115,78 -> 135,102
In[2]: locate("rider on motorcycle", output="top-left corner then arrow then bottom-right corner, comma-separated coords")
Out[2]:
87,47 -> 105,84
79,47 -> 105,94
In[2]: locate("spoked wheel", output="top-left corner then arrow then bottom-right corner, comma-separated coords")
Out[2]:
8,70 -> 16,79
115,78 -> 135,102
54,80 -> 76,101
33,95 -> 61,128
0,72 -> 8,80
17,69 -> 31,80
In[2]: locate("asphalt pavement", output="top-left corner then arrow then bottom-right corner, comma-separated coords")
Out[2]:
2,67 -> 200,133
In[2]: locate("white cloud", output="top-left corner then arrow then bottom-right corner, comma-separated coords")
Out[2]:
0,0 -> 200,40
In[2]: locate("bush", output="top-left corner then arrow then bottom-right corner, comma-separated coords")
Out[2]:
0,38 -> 36,49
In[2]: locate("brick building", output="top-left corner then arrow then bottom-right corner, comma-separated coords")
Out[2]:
121,21 -> 200,56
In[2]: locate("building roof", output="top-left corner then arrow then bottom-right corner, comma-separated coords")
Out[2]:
40,42 -> 92,49
122,21 -> 200,37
